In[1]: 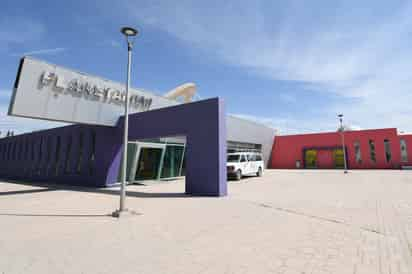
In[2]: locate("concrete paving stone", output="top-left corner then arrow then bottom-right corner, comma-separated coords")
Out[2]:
1,170 -> 412,273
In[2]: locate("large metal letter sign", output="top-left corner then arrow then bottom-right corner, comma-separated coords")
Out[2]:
9,57 -> 178,126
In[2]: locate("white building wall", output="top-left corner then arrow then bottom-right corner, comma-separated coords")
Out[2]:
227,115 -> 277,168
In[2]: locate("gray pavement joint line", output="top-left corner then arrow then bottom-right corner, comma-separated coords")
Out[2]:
376,200 -> 384,274
391,203 -> 412,271
241,199 -> 386,236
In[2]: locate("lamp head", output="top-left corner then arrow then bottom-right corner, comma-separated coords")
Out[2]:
121,27 -> 138,37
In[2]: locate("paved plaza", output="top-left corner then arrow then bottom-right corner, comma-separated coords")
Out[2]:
1,170 -> 412,274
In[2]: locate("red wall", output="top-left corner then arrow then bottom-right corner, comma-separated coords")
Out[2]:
270,128 -> 407,169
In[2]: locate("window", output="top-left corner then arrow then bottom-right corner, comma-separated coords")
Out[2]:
15,141 -> 18,161
89,130 -> 96,175
25,139 -> 29,160
16,141 -> 19,160
6,143 -> 9,160
21,140 -> 25,160
9,142 -> 13,160
369,140 -> 376,163
8,142 -> 12,160
77,132 -> 84,173
18,139 -> 23,160
353,141 -> 362,164
384,139 -> 391,163
256,155 -> 262,161
16,141 -> 20,160
39,137 -> 43,161
55,136 -> 61,175
400,139 -> 408,162
10,141 -> 16,160
240,155 -> 247,162
227,155 -> 240,162
15,141 -> 18,160
31,140 -> 35,161
46,136 -> 51,168
64,136 -> 72,173
38,137 -> 43,174
17,141 -> 21,160
12,141 -> 16,160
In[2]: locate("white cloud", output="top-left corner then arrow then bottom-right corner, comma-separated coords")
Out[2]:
11,47 -> 67,57
119,0 -> 412,132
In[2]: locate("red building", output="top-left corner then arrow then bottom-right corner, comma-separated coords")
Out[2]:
270,128 -> 412,169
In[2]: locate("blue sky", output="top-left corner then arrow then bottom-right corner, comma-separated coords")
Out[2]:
1,0 -> 412,134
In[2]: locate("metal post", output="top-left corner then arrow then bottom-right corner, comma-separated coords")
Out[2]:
120,41 -> 132,212
113,39 -> 133,217
339,117 -> 348,174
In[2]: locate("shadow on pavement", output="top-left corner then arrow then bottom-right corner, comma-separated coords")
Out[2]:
0,213 -> 111,217
0,177 -> 188,198
0,188 -> 59,196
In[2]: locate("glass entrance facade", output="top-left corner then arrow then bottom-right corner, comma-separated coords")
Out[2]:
135,147 -> 164,180
119,138 -> 262,182
118,139 -> 186,183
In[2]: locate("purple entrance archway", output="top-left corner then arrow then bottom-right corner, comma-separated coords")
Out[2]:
0,98 -> 227,196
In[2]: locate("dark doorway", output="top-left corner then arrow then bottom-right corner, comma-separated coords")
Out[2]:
135,147 -> 163,180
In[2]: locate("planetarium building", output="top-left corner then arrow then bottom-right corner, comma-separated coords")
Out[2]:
0,57 -> 276,196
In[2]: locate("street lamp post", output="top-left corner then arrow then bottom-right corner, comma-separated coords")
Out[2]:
112,27 -> 138,218
338,114 -> 348,174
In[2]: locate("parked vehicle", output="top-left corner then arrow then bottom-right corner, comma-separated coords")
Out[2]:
227,152 -> 264,180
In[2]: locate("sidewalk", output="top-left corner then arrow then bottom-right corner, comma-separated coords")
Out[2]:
0,170 -> 411,274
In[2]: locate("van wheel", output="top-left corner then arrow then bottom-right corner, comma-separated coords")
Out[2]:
257,167 -> 263,177
235,169 -> 242,181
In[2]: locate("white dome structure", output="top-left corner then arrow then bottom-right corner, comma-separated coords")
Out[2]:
164,83 -> 197,103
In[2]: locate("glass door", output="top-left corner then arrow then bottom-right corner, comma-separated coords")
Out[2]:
132,143 -> 166,181
160,145 -> 185,179
305,149 -> 318,168
333,148 -> 345,169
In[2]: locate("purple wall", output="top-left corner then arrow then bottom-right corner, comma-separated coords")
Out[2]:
0,123 -> 116,187
0,98 -> 227,196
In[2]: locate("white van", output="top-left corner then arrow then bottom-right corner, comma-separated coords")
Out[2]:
227,152 -> 264,180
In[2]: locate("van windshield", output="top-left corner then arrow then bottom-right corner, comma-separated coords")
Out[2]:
227,155 -> 240,162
